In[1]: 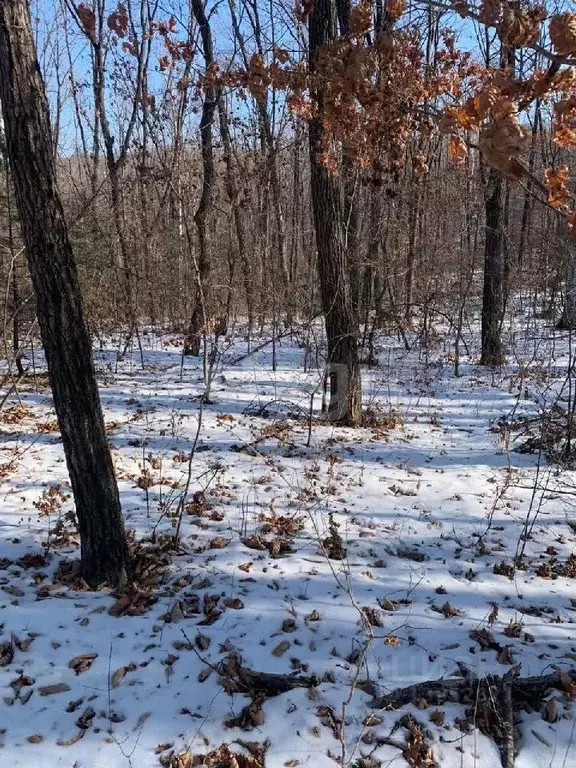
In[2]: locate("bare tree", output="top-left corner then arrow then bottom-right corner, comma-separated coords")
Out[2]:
184,0 -> 219,356
0,0 -> 130,588
308,0 -> 362,426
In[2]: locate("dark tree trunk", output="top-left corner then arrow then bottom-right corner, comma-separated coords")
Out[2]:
557,237 -> 576,330
335,0 -> 361,323
481,168 -> 505,365
481,13 -> 514,367
0,0 -> 130,588
308,0 -> 362,426
184,0 -> 218,356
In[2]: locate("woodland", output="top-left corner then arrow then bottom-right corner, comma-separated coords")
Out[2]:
1,0 -> 576,767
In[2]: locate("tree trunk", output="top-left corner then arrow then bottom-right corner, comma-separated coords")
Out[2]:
405,190 -> 419,322
184,0 -> 218,356
481,11 -> 513,366
308,0 -> 362,426
218,96 -> 255,332
557,237 -> 576,330
481,168 -> 505,365
0,0 -> 130,588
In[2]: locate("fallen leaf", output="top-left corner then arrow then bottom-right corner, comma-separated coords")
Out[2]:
39,682 -> 70,696
209,537 -> 230,549
69,654 -> 97,675
56,730 -> 86,747
560,672 -> 576,697
544,697 -> 558,723
198,667 -> 211,682
155,743 -> 174,754
76,707 -> 95,729
363,714 -> 382,726
272,641 -> 290,657
429,710 -> 445,725
110,667 -> 128,688
195,634 -> 210,651
497,645 -> 514,665
223,597 -> 244,609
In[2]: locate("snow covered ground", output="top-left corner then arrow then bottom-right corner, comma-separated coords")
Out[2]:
1,324 -> 576,767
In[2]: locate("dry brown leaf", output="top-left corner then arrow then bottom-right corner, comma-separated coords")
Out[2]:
110,666 -> 128,688
223,597 -> 244,609
56,729 -> 86,747
497,645 -> 514,665
429,710 -> 445,726
0,640 -> 14,667
560,672 -> 576,697
549,13 -> 576,56
209,537 -> 230,550
195,634 -> 211,651
544,697 -> 558,723
69,653 -> 97,675
272,641 -> 290,657
39,682 -> 71,696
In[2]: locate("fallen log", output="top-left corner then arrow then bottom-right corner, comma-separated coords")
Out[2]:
219,659 -> 576,765
369,667 -> 576,710
218,654 -> 319,697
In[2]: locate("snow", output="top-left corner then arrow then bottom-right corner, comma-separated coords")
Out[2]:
1,324 -> 576,767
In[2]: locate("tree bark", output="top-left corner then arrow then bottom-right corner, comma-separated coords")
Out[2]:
184,0 -> 218,356
308,0 -> 362,426
557,236 -> 576,330
481,168 -> 505,365
0,0 -> 130,588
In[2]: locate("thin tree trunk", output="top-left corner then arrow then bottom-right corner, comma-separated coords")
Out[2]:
481,168 -> 505,365
557,236 -> 576,330
5,165 -> 24,375
0,0 -> 130,588
481,5 -> 513,366
184,0 -> 218,356
218,96 -> 255,332
405,188 -> 419,322
308,0 -> 362,426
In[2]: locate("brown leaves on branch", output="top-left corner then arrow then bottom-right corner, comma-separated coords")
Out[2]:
478,0 -> 501,26
448,135 -> 468,164
549,13 -> 576,57
156,17 -> 193,65
441,83 -> 527,180
349,1 -> 372,36
554,95 -> 576,148
480,114 -> 525,179
544,166 -> 576,234
76,3 -> 95,36
545,166 -> 571,211
387,0 -> 406,22
110,0 -> 575,228
497,4 -> 545,48
247,54 -> 272,101
107,3 -> 129,37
